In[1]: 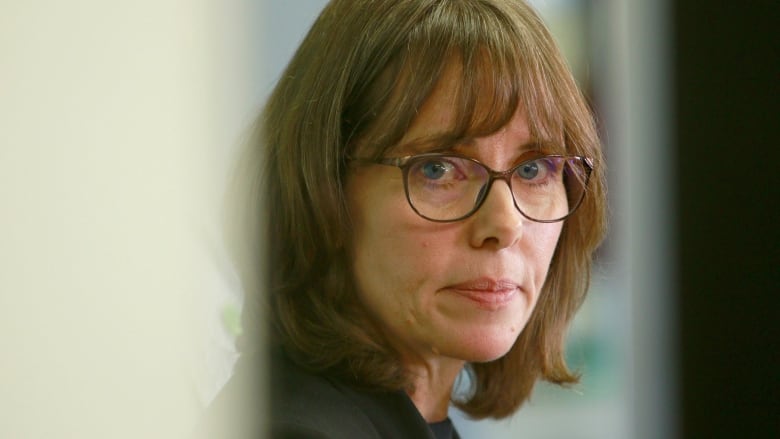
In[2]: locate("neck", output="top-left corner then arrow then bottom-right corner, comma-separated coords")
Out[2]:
405,357 -> 464,422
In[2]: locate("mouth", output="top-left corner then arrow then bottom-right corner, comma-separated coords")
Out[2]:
444,278 -> 520,310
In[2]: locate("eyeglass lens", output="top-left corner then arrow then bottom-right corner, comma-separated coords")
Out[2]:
404,156 -> 588,222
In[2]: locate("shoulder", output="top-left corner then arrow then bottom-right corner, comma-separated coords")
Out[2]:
203,347 -> 435,439
270,348 -> 434,439
269,350 -> 379,438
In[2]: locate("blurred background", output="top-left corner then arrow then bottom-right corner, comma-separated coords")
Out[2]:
2,1 -> 776,438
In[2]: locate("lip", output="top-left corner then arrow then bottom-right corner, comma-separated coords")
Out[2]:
445,278 -> 520,310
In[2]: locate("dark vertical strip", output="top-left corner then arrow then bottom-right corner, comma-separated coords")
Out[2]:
674,1 -> 779,437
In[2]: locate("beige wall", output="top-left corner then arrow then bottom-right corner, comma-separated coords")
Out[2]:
1,1 -> 264,437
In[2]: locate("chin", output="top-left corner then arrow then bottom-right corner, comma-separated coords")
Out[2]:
443,326 -> 522,363
461,345 -> 515,363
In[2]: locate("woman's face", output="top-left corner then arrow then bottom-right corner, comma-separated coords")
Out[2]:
346,68 -> 563,366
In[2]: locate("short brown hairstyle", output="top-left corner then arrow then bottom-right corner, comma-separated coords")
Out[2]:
250,0 -> 607,419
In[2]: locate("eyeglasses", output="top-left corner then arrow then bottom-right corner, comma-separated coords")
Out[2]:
351,153 -> 593,223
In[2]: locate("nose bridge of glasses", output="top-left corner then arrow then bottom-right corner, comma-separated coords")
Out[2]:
485,167 -> 519,198
478,171 -> 518,210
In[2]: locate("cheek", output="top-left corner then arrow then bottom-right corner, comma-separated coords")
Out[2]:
348,177 -> 421,299
351,211 -> 452,305
522,222 -> 564,299
531,222 -> 563,264
348,179 -> 460,330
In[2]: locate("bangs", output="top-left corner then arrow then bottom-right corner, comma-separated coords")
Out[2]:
346,0 -> 568,159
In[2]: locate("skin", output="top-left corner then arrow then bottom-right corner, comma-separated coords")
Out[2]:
346,65 -> 564,422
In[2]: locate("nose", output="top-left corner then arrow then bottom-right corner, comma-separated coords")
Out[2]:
468,179 -> 524,249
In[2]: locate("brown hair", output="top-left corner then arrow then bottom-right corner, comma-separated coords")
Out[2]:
252,0 -> 607,419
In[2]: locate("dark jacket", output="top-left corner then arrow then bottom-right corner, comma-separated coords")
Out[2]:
204,348 -> 448,439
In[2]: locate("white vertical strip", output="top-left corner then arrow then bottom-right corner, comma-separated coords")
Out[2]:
0,1 -> 263,437
604,0 -> 677,438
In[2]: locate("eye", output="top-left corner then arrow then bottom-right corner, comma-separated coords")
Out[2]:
420,160 -> 453,180
514,158 -> 559,182
517,161 -> 542,180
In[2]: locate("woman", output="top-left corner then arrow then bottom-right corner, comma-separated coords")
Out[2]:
218,0 -> 607,437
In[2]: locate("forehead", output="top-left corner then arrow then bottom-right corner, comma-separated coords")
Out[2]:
404,62 -> 461,138
396,60 -> 536,154
350,7 -> 569,159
